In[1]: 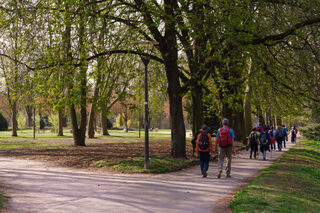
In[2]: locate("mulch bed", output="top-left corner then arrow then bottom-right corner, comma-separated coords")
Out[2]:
0,138 -> 245,171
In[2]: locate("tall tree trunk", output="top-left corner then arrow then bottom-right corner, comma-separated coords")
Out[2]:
163,0 -> 186,157
70,107 -> 86,146
256,105 -> 265,127
25,105 -> 33,127
221,104 -> 246,142
88,106 -> 96,138
190,1 -> 206,137
191,85 -> 204,136
87,62 -> 102,138
76,0 -> 88,146
58,109 -> 64,136
11,101 -> 18,137
101,110 -> 110,136
266,108 -> 272,127
64,0 -> 87,146
243,88 -> 252,141
164,57 -> 186,157
243,57 -> 253,141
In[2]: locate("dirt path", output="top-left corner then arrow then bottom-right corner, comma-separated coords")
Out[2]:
0,141 -> 296,213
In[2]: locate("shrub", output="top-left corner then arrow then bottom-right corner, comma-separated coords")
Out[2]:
300,123 -> 320,141
0,112 -> 8,131
107,119 -> 113,129
40,118 -> 45,129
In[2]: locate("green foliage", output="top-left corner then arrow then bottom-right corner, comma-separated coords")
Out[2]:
0,112 -> 8,131
0,191 -> 7,211
17,114 -> 26,132
116,114 -> 122,128
40,118 -> 45,129
48,114 -> 59,133
300,123 -> 320,141
230,140 -> 320,213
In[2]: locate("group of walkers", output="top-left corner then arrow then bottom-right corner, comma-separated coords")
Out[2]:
247,124 -> 298,160
192,119 -> 298,178
193,118 -> 235,178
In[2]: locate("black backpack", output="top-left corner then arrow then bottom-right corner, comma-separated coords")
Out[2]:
249,132 -> 257,145
199,133 -> 209,150
260,133 -> 268,145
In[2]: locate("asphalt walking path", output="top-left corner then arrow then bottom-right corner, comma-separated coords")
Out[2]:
0,140 -> 296,213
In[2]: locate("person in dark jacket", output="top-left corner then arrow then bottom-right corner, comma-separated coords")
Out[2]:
259,129 -> 270,160
275,126 -> 283,151
248,128 -> 258,159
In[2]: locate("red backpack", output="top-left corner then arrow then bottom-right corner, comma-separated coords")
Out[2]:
218,128 -> 232,147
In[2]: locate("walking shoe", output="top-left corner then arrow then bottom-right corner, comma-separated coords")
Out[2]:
226,174 -> 231,178
202,170 -> 207,178
217,170 -> 222,179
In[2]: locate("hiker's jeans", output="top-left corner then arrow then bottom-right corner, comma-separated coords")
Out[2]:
277,139 -> 282,151
199,152 -> 210,173
282,136 -> 286,148
218,146 -> 232,175
263,150 -> 267,159
270,143 -> 276,150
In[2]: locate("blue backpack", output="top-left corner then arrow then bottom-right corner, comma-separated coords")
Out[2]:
276,129 -> 283,139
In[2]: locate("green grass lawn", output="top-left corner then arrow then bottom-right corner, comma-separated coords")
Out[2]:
230,140 -> 320,213
95,156 -> 194,173
0,191 -> 7,211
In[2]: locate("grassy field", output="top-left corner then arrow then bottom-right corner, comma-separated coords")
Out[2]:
0,191 -> 6,212
0,128 -> 192,140
230,140 -> 320,213
95,156 -> 194,173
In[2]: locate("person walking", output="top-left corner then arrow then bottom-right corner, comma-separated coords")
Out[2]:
282,125 -> 288,148
259,129 -> 270,160
269,127 -> 276,150
290,127 -> 296,143
275,126 -> 283,151
248,128 -> 259,159
294,126 -> 298,143
214,118 -> 235,178
195,125 -> 213,178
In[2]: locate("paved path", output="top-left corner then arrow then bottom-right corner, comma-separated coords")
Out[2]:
0,141 -> 296,213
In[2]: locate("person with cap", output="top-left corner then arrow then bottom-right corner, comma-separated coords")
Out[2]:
214,118 -> 236,178
195,124 -> 213,178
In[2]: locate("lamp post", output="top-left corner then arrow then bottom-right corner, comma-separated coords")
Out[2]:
137,40 -> 158,169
